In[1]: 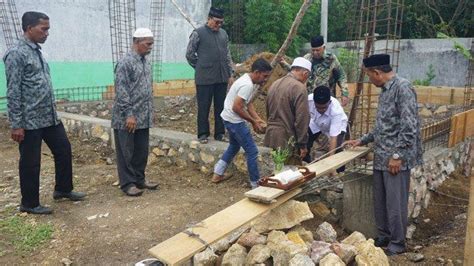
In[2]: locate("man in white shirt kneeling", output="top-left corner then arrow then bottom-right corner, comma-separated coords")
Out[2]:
304,85 -> 348,174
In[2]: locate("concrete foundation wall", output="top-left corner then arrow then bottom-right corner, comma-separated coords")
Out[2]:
58,111 -> 274,180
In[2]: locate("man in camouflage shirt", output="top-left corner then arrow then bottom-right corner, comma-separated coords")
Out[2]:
345,54 -> 422,256
282,35 -> 350,106
111,28 -> 158,197
4,11 -> 85,215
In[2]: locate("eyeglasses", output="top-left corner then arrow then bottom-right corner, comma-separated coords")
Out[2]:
212,18 -> 224,25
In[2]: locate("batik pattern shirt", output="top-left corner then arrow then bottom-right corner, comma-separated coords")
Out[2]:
302,52 -> 349,97
4,37 -> 60,130
360,75 -> 423,171
111,51 -> 154,130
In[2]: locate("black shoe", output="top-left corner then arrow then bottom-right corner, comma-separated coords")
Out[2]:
125,186 -> 144,196
198,135 -> 208,144
53,191 -> 86,201
215,134 -> 225,141
374,236 -> 390,247
19,205 -> 53,215
136,181 -> 159,190
384,249 -> 405,256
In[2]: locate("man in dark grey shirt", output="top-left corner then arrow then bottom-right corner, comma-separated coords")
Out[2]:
186,7 -> 233,143
345,54 -> 422,256
4,11 -> 85,215
111,28 -> 158,196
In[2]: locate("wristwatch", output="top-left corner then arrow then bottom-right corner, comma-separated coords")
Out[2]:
392,153 -> 400,160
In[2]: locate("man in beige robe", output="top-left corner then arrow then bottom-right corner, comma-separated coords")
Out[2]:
264,57 -> 312,164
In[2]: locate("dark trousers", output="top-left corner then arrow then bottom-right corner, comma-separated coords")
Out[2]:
196,83 -> 227,139
19,123 -> 73,208
373,169 -> 410,253
303,129 -> 346,172
114,128 -> 149,191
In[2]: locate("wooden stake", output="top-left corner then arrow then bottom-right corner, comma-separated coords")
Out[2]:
465,173 -> 474,265
270,0 -> 313,68
170,0 -> 197,30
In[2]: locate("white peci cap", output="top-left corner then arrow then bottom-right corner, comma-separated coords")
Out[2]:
133,28 -> 153,38
290,57 -> 312,72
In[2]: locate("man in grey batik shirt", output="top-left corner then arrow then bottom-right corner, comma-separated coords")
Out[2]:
111,28 -> 158,197
4,11 -> 85,215
345,54 -> 422,256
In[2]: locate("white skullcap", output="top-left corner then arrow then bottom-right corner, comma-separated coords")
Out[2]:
291,57 -> 312,72
133,28 -> 153,38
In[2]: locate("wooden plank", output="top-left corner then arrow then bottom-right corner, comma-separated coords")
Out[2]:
148,188 -> 302,265
465,109 -> 474,138
464,174 -> 474,266
449,115 -> 458,148
245,147 -> 370,202
244,186 -> 286,203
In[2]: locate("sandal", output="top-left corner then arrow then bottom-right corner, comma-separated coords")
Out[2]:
211,173 -> 233,183
198,136 -> 209,144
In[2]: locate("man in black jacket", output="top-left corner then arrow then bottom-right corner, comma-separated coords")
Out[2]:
186,7 -> 233,144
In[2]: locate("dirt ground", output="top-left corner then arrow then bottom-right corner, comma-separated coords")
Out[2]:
0,115 -> 470,265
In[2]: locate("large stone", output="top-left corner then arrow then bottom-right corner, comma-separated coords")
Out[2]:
237,230 -> 266,248
341,231 -> 366,246
310,241 -> 333,264
188,153 -> 198,163
91,124 -> 104,138
418,107 -> 432,118
246,244 -> 271,264
100,132 -> 110,142
152,147 -> 166,157
268,230 -> 308,264
320,253 -> 345,266
289,254 -> 315,266
161,143 -> 171,150
330,243 -> 357,264
289,225 -> 314,244
310,202 -> 331,218
315,222 -> 337,243
200,152 -> 215,164
251,200 -> 314,233
406,224 -> 416,239
434,105 -> 448,115
167,148 -> 178,157
287,231 -> 305,245
221,243 -> 247,266
209,238 -> 230,253
354,239 -> 389,266
193,248 -> 218,266
189,140 -> 200,149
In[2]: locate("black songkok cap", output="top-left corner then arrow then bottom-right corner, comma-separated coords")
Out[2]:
363,54 -> 390,68
209,7 -> 224,19
311,35 -> 324,48
313,86 -> 331,104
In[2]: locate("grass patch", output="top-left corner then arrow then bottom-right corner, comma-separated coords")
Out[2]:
0,216 -> 53,253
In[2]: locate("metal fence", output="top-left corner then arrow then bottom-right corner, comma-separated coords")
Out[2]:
0,85 -> 114,113
420,117 -> 451,151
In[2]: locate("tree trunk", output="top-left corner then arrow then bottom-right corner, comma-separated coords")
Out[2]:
170,0 -> 197,30
270,0 -> 313,68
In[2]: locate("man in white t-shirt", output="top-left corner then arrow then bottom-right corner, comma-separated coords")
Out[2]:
304,85 -> 348,173
212,58 -> 272,188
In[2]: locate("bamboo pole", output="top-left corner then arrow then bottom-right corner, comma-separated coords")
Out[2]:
170,0 -> 197,30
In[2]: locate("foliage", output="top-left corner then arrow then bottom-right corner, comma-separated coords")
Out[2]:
413,64 -> 436,86
336,47 -> 359,82
271,136 -> 295,172
0,216 -> 54,253
437,32 -> 473,60
212,0 -> 473,57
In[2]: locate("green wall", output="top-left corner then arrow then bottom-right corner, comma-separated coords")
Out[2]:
0,62 -> 194,111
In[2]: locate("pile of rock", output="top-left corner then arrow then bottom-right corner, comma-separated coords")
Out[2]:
192,200 -> 389,265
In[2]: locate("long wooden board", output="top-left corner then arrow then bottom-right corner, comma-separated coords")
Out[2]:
148,188 -> 301,265
245,147 -> 370,203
